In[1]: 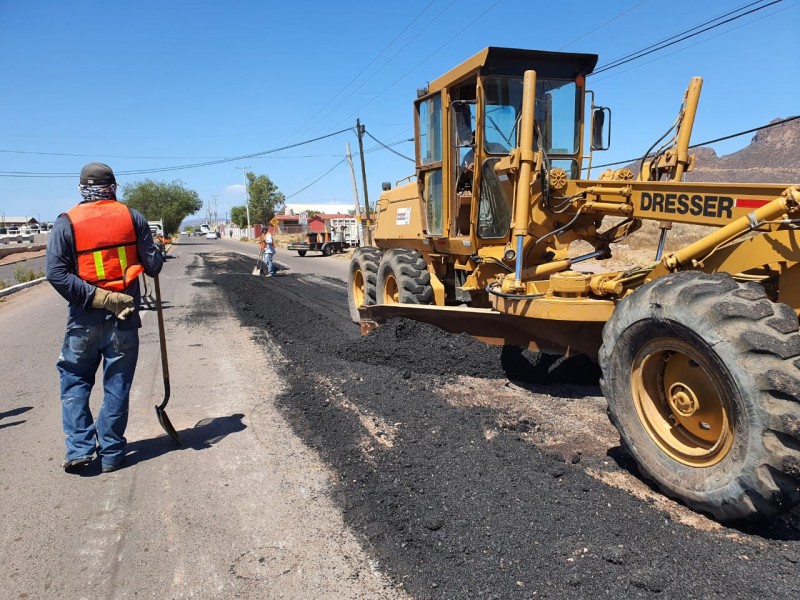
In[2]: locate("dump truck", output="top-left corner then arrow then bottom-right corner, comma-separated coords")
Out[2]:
288,231 -> 346,256
347,47 -> 800,522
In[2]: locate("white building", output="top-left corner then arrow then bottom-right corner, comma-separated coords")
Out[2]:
284,203 -> 356,216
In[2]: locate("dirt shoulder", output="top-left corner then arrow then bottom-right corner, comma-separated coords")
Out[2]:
0,247 -> 46,266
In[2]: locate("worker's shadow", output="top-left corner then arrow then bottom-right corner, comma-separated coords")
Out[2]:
123,413 -> 247,467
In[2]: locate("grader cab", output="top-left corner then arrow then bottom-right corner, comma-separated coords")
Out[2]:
347,47 -> 800,522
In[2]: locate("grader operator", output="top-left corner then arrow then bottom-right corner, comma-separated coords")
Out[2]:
347,47 -> 800,522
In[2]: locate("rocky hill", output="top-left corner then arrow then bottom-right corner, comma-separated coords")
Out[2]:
685,117 -> 799,184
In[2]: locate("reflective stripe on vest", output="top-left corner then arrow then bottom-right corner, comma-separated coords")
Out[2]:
66,200 -> 145,292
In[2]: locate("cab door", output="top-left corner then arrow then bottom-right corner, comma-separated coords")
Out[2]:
416,93 -> 444,237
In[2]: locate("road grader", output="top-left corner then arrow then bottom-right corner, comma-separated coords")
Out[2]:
347,47 -> 800,522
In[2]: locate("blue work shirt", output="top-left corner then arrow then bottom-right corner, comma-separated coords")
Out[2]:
46,200 -> 164,330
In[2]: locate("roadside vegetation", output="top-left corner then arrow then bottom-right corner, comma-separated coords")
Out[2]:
14,266 -> 45,283
0,265 -> 45,292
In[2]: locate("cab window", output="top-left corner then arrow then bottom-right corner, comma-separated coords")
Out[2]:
417,94 -> 444,236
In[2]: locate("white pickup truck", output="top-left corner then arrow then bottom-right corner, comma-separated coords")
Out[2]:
148,220 -> 167,257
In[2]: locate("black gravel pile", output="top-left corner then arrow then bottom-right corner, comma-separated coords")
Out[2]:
344,317 -> 601,385
206,253 -> 800,599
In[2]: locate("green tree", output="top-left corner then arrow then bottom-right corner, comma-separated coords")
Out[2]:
247,172 -> 285,227
230,205 -> 248,228
121,179 -> 203,235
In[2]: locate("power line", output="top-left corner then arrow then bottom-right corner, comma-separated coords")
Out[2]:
0,127 -> 354,178
589,1 -> 798,83
284,159 -> 347,199
592,0 -> 782,75
288,0 -> 440,142
557,0 -> 652,51
295,0 -> 459,141
333,0 -> 504,129
363,129 -> 415,162
584,115 -> 799,171
0,149 -> 231,159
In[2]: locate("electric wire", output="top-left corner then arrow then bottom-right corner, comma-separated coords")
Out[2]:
363,130 -> 415,162
592,0 -> 782,75
0,127 -> 354,178
284,159 -> 347,199
557,0 -> 652,51
583,115 -> 799,172
287,0 -> 440,142
590,1 -> 799,83
332,0 -> 504,129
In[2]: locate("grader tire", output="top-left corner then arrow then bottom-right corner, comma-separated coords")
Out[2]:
599,272 -> 800,521
376,248 -> 434,306
347,247 -> 382,323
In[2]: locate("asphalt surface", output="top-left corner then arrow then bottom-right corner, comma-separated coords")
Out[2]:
0,241 -> 409,599
4,240 -> 800,599
209,250 -> 800,600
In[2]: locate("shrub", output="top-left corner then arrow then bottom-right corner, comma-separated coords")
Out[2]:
14,266 -> 45,283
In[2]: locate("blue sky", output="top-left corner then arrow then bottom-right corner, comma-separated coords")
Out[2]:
1,0 -> 798,223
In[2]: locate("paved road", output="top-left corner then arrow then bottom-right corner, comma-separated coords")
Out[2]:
208,235 -> 351,282
0,240 -> 405,599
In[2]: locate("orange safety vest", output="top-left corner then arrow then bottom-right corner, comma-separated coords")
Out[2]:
66,200 -> 145,292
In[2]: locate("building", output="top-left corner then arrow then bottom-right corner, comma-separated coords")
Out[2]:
2,216 -> 41,227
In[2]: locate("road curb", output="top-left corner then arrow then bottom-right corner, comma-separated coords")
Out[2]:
0,244 -> 46,259
0,277 -> 47,298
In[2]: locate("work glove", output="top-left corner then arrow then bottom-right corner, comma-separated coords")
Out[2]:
92,288 -> 135,320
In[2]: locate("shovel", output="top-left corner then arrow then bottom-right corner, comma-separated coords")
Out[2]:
153,274 -> 183,446
252,247 -> 264,276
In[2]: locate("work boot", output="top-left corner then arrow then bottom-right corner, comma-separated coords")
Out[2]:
102,458 -> 124,473
62,456 -> 93,473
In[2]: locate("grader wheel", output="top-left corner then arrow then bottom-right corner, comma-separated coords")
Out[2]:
630,337 -> 734,468
600,272 -> 800,521
347,247 -> 381,323
375,249 -> 433,306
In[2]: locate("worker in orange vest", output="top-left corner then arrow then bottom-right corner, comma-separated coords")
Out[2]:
46,163 -> 164,474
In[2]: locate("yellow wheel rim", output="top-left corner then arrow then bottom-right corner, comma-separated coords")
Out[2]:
352,269 -> 365,308
631,338 -> 734,467
383,273 -> 399,304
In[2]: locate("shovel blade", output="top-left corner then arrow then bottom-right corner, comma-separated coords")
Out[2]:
252,251 -> 264,276
156,406 -> 183,447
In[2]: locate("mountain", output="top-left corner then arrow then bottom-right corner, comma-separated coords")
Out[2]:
685,117 -> 799,184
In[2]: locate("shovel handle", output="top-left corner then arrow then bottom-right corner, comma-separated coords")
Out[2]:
154,274 -> 171,410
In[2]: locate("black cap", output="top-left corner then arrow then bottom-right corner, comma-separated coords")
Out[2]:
80,162 -> 116,186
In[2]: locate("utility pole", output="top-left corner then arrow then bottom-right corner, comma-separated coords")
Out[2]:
356,119 -> 371,245
236,166 -> 251,238
345,142 -> 362,246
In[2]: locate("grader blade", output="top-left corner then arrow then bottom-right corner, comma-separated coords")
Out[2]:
358,304 -> 603,359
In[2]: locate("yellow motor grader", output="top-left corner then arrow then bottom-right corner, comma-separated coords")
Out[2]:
347,47 -> 800,522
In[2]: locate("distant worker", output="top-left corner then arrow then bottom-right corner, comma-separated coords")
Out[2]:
261,227 -> 277,277
46,162 -> 164,474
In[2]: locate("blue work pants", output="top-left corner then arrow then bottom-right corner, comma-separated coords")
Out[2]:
265,251 -> 276,276
57,321 -> 139,467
